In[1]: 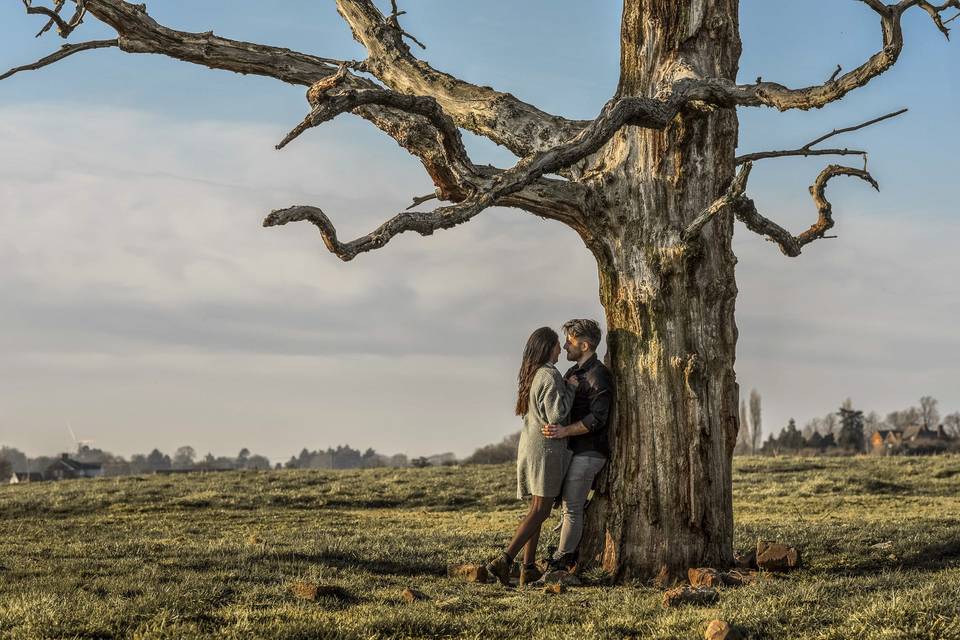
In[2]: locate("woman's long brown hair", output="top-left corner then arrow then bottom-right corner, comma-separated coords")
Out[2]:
515,327 -> 559,416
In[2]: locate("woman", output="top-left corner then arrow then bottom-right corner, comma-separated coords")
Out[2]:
484,326 -> 577,586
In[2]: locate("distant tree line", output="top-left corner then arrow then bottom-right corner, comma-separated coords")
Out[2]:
283,445 -> 409,470
0,441 -> 459,481
735,393 -> 960,457
462,432 -> 521,465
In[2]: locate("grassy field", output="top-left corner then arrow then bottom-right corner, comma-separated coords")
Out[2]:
2,456 -> 960,640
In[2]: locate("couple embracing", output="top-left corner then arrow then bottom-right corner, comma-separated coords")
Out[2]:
485,319 -> 614,586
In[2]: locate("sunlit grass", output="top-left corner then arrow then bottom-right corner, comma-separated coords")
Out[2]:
2,456 -> 960,639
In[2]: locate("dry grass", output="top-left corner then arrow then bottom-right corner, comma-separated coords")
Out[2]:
2,456 -> 960,639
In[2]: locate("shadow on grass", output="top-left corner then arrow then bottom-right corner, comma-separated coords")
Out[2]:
261,549 -> 447,577
820,534 -> 960,577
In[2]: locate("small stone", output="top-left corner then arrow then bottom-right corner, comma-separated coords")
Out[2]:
447,563 -> 490,583
290,581 -> 319,601
662,585 -> 719,608
756,540 -> 800,572
401,587 -> 428,604
688,567 -> 724,588
705,619 -> 746,640
543,582 -> 566,594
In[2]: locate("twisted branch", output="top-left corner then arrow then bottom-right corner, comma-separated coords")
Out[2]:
676,0 -> 959,112
732,165 -> 880,257
22,0 -> 87,38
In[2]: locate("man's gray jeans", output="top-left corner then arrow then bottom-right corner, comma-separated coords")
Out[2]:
555,453 -> 607,557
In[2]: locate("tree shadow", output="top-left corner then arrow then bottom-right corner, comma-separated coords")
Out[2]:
260,549 -> 447,576
819,534 -> 960,577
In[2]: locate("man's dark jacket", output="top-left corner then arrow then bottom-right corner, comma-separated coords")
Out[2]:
564,354 -> 614,457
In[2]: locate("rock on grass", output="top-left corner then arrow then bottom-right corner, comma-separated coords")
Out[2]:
447,564 -> 490,583
289,581 -> 357,603
401,587 -> 429,604
756,540 -> 800,572
705,619 -> 746,640
688,568 -> 723,588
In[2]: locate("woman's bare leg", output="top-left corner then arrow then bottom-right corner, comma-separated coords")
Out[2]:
504,496 -> 553,560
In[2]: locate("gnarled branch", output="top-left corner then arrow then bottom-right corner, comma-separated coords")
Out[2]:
263,170 -> 588,262
680,0 -> 959,112
732,164 -> 880,257
334,0 -> 588,159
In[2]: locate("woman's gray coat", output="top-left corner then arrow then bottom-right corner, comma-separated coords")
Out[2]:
516,364 -> 575,499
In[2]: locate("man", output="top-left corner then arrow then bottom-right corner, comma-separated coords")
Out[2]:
542,318 -> 613,572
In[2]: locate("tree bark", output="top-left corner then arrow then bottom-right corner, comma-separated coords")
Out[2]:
578,0 -> 742,582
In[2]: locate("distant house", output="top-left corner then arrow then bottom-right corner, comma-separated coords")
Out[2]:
9,472 -> 44,485
45,453 -> 104,480
870,429 -> 903,454
871,425 -> 950,455
901,425 -> 940,442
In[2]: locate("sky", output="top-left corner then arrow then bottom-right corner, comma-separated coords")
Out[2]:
0,1 -> 957,463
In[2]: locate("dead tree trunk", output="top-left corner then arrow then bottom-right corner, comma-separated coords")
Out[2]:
576,1 -> 741,581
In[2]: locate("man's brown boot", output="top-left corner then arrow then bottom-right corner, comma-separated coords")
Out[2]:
519,563 -> 543,586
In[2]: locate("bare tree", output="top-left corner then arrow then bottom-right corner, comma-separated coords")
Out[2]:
172,446 -> 196,469
821,413 -> 839,436
887,406 -> 921,430
749,389 -> 763,455
919,396 -> 940,429
944,412 -> 960,438
4,0 -> 958,581
736,398 -> 751,455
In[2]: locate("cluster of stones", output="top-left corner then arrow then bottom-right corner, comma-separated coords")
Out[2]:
660,540 -> 802,639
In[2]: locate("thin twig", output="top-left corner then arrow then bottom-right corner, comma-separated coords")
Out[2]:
0,39 -> 118,81
736,108 -> 907,165
803,108 -> 907,149
828,64 -> 842,82
386,0 -> 426,49
406,192 -> 438,210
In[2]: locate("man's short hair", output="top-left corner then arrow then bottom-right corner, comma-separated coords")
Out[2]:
561,319 -> 602,350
